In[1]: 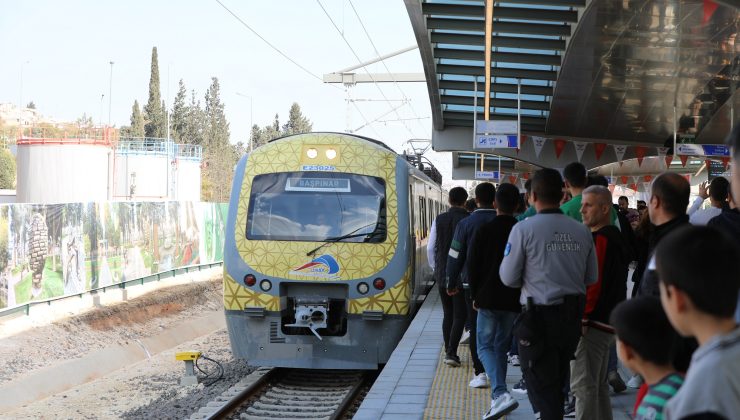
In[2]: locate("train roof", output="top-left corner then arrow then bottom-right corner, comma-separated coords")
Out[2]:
268,132 -> 396,153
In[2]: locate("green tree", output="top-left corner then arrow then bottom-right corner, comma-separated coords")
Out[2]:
0,149 -> 15,189
201,78 -> 233,201
26,101 -> 36,110
282,102 -> 312,135
76,113 -> 93,128
183,90 -> 204,145
203,77 -> 230,149
144,47 -> 166,138
130,100 -> 145,138
170,79 -> 188,142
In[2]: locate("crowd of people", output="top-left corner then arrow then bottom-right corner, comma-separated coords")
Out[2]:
427,128 -> 740,420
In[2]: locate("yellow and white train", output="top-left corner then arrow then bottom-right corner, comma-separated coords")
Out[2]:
223,132 -> 444,369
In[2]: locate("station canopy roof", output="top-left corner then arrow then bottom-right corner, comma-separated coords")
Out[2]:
405,0 -> 740,176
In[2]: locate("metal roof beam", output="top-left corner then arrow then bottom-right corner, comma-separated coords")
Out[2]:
441,94 -> 551,111
443,111 -> 545,126
439,80 -> 553,96
435,48 -> 562,66
422,3 -> 579,23
426,18 -> 571,36
437,63 -> 557,81
430,32 -> 566,51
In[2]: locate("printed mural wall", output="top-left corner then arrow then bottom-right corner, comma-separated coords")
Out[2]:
0,201 -> 227,310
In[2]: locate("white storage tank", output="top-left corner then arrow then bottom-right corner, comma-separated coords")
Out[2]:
15,137 -> 112,204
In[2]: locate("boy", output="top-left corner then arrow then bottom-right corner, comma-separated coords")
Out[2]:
655,226 -> 740,419
610,297 -> 683,420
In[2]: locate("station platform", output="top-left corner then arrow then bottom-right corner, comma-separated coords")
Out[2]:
354,287 -> 637,420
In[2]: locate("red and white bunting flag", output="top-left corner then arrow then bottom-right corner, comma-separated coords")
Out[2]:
632,176 -> 641,185
594,143 -> 607,160
509,174 -> 518,184
573,141 -> 587,162
629,183 -> 638,191
657,147 -> 670,166
644,175 -> 653,182
722,157 -> 730,169
532,136 -> 547,158
519,178 -> 527,189
613,145 -> 627,164
635,146 -> 647,167
608,184 -> 616,194
679,155 -> 689,167
642,182 -> 651,192
554,139 -> 567,159
620,175 -> 628,185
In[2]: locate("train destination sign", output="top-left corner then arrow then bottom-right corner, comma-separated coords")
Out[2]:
285,178 -> 351,192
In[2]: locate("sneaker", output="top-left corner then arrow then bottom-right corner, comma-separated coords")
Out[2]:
509,355 -> 520,367
444,355 -> 461,367
627,374 -> 644,389
608,370 -> 627,393
469,372 -> 490,388
563,396 -> 576,418
511,378 -> 527,395
460,329 -> 471,345
482,392 -> 519,420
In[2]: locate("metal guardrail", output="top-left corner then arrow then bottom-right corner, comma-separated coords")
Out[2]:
115,139 -> 203,161
0,261 -> 223,320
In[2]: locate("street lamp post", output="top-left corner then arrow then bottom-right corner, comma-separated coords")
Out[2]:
236,92 -> 253,152
108,61 -> 114,126
99,94 -> 105,127
19,60 -> 30,135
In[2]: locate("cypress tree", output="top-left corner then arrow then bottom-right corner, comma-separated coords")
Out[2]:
130,100 -> 145,137
144,47 -> 165,138
282,103 -> 312,135
170,79 -> 188,142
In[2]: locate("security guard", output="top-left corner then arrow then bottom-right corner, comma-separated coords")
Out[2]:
500,168 -> 598,420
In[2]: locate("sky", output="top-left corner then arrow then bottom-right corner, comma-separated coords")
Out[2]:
0,0 -> 454,181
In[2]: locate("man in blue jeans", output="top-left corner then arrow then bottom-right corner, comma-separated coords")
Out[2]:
468,183 -> 522,419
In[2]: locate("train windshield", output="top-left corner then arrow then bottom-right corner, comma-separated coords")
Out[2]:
246,172 -> 387,242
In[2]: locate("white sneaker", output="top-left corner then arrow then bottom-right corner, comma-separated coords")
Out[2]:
469,372 -> 489,388
460,329 -> 471,345
482,392 -> 519,420
627,374 -> 644,389
509,355 -> 520,366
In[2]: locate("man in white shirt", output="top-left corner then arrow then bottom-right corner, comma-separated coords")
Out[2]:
687,177 -> 729,225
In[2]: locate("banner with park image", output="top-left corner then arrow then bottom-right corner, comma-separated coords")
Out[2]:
0,201 -> 227,311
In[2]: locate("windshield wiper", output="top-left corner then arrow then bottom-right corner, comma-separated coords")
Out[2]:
306,222 -> 378,257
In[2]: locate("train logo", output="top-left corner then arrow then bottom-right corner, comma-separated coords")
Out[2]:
288,254 -> 340,279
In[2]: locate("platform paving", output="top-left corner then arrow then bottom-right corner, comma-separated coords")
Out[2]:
355,286 -> 639,420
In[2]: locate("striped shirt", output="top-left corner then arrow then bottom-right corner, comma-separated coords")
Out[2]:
635,373 -> 684,420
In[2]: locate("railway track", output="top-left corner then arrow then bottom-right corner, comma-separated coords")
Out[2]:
190,368 -> 371,420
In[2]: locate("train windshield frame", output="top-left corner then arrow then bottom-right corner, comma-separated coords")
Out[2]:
246,171 -> 387,243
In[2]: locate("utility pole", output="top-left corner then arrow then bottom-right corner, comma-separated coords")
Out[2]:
108,61 -> 114,126
19,60 -> 30,134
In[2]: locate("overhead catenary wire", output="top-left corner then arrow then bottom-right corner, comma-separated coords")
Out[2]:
316,0 -> 418,139
214,0 -> 341,91
347,0 -> 430,137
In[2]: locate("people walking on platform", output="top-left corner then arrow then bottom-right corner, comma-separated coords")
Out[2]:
569,186 -> 629,420
655,226 -> 740,419
560,162 -> 588,221
516,179 -> 536,221
500,168 -> 598,420
687,177 -> 729,225
638,172 -> 690,297
446,182 -> 498,388
467,183 -> 522,419
610,297 -> 683,420
427,186 -> 469,368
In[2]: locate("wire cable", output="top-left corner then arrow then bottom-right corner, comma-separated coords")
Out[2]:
195,354 -> 225,386
215,0 -> 341,90
347,0 -> 430,137
316,0 -> 418,138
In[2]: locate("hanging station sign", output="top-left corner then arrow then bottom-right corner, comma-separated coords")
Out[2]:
675,144 -> 731,157
473,120 -> 520,149
474,170 -> 499,180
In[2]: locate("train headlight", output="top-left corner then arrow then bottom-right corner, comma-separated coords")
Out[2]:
306,148 -> 318,159
373,278 -> 386,290
357,282 -> 369,294
244,274 -> 257,287
325,148 -> 337,159
259,279 -> 272,291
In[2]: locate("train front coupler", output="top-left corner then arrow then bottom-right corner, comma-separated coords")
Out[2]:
285,297 -> 329,340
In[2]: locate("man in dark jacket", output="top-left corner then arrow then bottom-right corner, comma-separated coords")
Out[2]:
570,186 -> 629,420
427,186 -> 469,367
638,172 -> 690,297
446,182 -> 498,388
468,183 -> 522,419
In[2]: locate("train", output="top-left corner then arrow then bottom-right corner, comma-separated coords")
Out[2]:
223,132 -> 445,369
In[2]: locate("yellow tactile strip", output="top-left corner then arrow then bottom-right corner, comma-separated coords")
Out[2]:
424,345 -> 492,420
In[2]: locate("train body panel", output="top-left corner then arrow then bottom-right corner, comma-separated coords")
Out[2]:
224,132 -> 444,369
